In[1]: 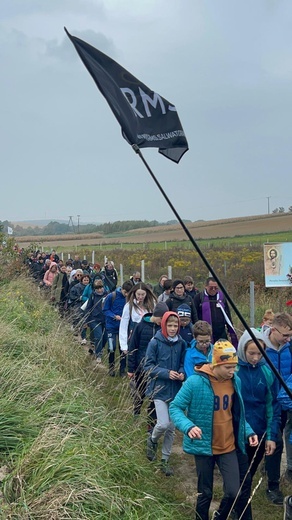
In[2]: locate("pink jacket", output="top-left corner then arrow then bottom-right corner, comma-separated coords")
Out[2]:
43,262 -> 57,286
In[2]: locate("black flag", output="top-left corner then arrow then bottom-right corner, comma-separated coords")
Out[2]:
65,28 -> 188,163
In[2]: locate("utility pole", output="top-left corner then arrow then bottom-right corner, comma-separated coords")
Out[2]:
266,196 -> 271,215
68,216 -> 76,233
77,215 -> 80,234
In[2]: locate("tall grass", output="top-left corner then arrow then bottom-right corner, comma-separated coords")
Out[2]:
0,277 -> 193,519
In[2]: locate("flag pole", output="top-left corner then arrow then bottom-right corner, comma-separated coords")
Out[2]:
132,144 -> 292,400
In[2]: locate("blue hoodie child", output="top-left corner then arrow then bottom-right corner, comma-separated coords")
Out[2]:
237,328 -> 281,456
177,304 -> 193,346
184,338 -> 213,379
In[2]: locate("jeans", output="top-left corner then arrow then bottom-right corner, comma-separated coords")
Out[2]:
194,450 -> 252,520
107,332 -> 126,375
90,321 -> 107,357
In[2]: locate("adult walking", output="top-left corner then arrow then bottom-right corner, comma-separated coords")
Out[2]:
193,277 -> 238,347
165,279 -> 197,324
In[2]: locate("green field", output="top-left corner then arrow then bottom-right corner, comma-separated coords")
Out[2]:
55,230 -> 292,255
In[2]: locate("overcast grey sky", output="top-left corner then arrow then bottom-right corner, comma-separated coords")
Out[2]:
1,0 -> 292,225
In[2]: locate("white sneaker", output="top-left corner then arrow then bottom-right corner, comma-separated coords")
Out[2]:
96,357 -> 102,364
80,339 -> 87,345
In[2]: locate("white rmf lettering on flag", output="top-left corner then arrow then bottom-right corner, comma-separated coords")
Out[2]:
137,130 -> 185,142
139,88 -> 167,117
120,88 -> 144,118
120,87 -> 177,119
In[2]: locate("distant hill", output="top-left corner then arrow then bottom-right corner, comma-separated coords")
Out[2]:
13,212 -> 292,247
12,219 -> 100,228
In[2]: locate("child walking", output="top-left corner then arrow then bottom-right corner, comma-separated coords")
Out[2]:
127,301 -> 168,428
237,328 -> 280,478
184,320 -> 213,378
144,311 -> 186,476
170,339 -> 258,520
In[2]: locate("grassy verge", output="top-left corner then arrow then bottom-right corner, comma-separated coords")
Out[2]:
0,277 -> 194,519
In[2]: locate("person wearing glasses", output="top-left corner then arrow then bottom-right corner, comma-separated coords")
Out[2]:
184,320 -> 213,378
129,271 -> 142,286
165,279 -> 198,324
193,277 -> 238,347
262,312 -> 292,505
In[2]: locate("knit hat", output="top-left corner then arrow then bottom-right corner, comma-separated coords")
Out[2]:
212,339 -> 238,366
172,279 -> 184,290
177,304 -> 192,319
153,301 -> 169,317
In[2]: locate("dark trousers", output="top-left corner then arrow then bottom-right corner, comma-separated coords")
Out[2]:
107,332 -> 126,376
130,371 -> 156,429
89,321 -> 107,357
194,450 -> 252,520
265,411 -> 286,490
245,436 -> 266,479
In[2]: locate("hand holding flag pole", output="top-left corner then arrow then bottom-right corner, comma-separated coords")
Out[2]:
65,28 -> 291,400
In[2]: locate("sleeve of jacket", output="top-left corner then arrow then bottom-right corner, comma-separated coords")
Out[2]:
51,273 -> 58,298
265,375 -> 281,441
178,340 -> 186,375
193,293 -> 201,317
81,285 -> 90,302
144,339 -> 170,380
184,347 -> 195,379
128,324 -> 141,373
245,420 -> 256,441
69,284 -> 79,302
103,293 -> 115,320
43,270 -> 50,285
119,303 -> 130,351
169,378 -> 198,434
277,374 -> 292,411
224,298 -> 233,324
85,294 -> 95,323
189,299 -> 198,324
165,298 -> 172,311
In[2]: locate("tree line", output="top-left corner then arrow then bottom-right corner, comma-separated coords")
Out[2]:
0,219 -> 192,237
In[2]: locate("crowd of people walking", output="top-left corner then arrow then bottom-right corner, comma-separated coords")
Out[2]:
26,250 -> 292,520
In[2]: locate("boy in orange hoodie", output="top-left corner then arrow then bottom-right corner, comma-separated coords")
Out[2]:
170,340 -> 258,520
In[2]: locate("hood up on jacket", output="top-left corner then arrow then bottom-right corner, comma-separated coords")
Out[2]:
237,328 -> 265,363
161,311 -> 180,338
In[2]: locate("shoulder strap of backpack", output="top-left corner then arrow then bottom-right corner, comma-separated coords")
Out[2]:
111,290 -> 117,304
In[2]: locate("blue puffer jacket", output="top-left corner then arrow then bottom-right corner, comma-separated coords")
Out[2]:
278,375 -> 292,444
102,288 -> 126,333
278,374 -> 292,411
169,370 -> 254,456
144,328 -> 186,402
184,339 -> 213,378
263,329 -> 292,384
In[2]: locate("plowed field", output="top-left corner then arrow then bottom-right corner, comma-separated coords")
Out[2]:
16,213 -> 292,248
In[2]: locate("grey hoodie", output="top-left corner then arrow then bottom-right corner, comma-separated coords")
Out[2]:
237,328 -> 265,362
262,326 -> 287,351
